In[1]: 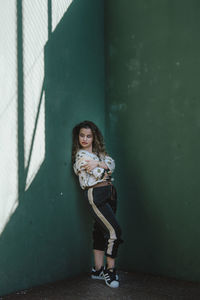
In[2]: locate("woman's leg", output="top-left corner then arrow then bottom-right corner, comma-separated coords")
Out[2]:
93,249 -> 104,270
92,221 -> 106,270
106,256 -> 115,269
87,186 -> 122,261
88,186 -> 122,288
93,224 -> 115,269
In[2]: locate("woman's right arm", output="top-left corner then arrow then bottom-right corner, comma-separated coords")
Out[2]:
74,151 -> 106,180
73,153 -> 88,175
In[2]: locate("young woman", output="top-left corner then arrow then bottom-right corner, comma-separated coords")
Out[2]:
72,120 -> 123,288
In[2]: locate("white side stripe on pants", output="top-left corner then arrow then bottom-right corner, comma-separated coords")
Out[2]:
88,188 -> 117,256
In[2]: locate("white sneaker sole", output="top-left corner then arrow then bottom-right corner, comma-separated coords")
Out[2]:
103,274 -> 119,288
91,274 -> 104,280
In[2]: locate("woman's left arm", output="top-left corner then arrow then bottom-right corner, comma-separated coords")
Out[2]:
84,160 -> 108,172
82,155 -> 115,179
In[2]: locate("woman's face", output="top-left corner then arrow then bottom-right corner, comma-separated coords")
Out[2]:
79,127 -> 93,151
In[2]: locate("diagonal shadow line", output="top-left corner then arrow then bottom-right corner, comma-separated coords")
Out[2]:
22,0 -> 51,189
24,79 -> 45,185
17,0 -> 25,197
24,0 -> 52,185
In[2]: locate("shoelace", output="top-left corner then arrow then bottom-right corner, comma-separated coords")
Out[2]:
105,268 -> 116,281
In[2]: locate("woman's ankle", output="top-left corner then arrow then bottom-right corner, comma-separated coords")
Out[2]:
95,265 -> 103,271
106,257 -> 115,269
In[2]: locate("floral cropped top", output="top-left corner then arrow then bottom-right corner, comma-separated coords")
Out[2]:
73,150 -> 115,190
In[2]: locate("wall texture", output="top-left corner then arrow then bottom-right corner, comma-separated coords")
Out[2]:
0,0 -> 104,296
105,0 -> 200,281
1,0 -> 200,296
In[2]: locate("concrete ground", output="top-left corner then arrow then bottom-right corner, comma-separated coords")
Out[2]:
1,271 -> 200,300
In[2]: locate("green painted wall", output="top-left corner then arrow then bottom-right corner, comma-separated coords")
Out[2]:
2,0 -> 200,296
0,0 -> 104,296
105,0 -> 200,281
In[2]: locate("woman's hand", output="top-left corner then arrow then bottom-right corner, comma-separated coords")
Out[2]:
84,160 -> 99,172
81,159 -> 110,173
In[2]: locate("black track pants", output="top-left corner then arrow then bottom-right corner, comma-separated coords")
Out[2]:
84,185 -> 123,258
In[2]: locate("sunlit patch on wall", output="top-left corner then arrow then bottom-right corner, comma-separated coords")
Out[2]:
0,0 -> 74,234
52,0 -> 73,31
24,89 -> 45,191
0,2 -> 18,234
23,1 -> 48,190
23,0 -> 74,190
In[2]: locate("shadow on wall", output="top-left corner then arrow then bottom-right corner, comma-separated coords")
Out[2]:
0,0 -> 104,296
109,123 -> 165,276
105,0 -> 200,281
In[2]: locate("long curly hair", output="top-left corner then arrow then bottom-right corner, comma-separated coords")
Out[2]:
72,120 -> 107,163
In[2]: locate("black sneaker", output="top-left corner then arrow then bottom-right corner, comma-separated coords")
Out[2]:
105,264 -> 119,281
103,267 -> 119,288
91,266 -> 104,280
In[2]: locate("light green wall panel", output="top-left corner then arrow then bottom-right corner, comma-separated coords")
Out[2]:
0,0 -> 104,296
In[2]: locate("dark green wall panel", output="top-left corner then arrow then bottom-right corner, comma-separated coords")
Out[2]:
105,0 -> 200,281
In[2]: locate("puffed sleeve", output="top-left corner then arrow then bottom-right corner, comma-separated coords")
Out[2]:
104,155 -> 115,173
91,166 -> 105,179
73,151 -> 88,175
74,150 -> 105,179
